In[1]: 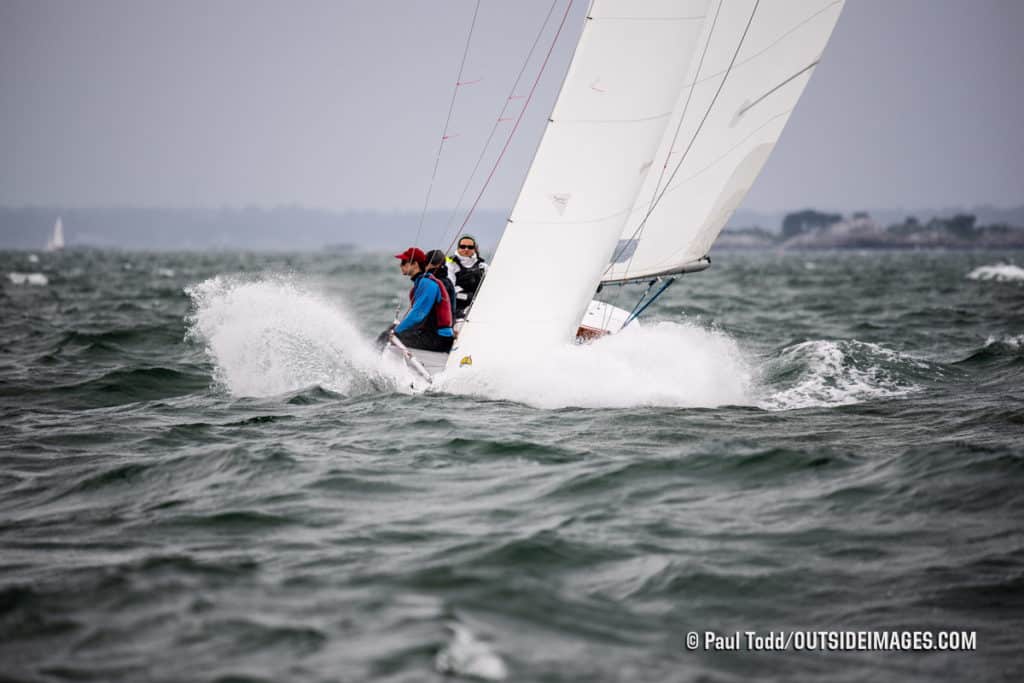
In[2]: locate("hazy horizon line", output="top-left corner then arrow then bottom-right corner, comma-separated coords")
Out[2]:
4,202 -> 1024,214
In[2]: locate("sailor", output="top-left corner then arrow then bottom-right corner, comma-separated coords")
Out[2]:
448,235 -> 488,319
424,249 -> 458,321
388,247 -> 454,352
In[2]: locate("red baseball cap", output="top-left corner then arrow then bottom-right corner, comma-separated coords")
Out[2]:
394,247 -> 427,268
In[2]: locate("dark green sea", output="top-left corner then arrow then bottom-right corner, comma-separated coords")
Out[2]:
2,249 -> 1022,682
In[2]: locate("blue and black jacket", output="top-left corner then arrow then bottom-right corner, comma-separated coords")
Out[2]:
395,272 -> 454,337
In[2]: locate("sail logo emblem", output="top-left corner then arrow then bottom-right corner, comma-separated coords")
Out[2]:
550,193 -> 571,216
459,355 -> 473,367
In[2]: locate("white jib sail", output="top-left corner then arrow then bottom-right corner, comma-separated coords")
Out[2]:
448,0 -> 711,368
603,0 -> 845,284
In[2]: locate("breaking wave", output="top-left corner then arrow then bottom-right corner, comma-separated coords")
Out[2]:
185,276 -> 410,397
985,334 -> 1024,352
435,623 -> 507,681
966,263 -> 1024,282
758,339 -> 927,410
956,334 -> 1024,366
7,271 -> 49,286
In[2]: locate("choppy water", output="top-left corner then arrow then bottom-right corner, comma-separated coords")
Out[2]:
2,248 -> 1022,682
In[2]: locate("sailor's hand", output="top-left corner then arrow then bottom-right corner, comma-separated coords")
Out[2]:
375,325 -> 395,350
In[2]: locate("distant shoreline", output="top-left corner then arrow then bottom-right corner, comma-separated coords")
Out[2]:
718,210 -> 1024,251
2,205 -> 1023,251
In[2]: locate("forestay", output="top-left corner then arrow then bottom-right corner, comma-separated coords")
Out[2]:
449,0 -> 711,367
602,0 -> 845,284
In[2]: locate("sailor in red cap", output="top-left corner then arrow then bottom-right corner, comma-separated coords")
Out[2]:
383,247 -> 454,352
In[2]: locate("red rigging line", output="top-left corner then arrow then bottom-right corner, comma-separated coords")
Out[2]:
441,0 -> 562,251
448,0 -> 575,252
414,0 -> 482,248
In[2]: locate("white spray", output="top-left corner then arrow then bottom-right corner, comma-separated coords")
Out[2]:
186,275 -> 920,411
186,276 -> 410,397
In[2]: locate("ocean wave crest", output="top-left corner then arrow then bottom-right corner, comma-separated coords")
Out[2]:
7,271 -> 49,286
759,339 -> 926,410
966,264 -> 1024,282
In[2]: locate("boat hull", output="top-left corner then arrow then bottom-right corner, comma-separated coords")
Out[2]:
389,299 -> 630,382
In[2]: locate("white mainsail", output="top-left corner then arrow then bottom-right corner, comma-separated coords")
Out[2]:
45,217 -> 65,252
603,0 -> 845,283
448,0 -> 712,367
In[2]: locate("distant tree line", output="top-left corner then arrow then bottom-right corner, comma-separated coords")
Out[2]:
720,209 -> 1024,249
778,209 -> 1024,248
782,210 -> 843,239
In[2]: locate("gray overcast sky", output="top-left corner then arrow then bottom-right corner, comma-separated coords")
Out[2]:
2,0 -> 1022,214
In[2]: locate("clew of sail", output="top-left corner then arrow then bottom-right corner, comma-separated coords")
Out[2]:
602,0 -> 845,284
448,0 -> 712,368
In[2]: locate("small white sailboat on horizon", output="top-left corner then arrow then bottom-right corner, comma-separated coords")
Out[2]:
386,0 -> 846,383
45,217 -> 65,252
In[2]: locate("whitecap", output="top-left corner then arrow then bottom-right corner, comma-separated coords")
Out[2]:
966,264 -> 1024,282
435,623 -> 507,681
983,334 -> 1024,352
7,272 -> 49,286
759,339 -> 922,410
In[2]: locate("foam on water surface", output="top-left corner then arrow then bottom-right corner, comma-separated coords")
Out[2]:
438,321 -> 754,409
435,623 -> 507,681
966,263 -> 1024,282
983,333 -> 1024,353
759,339 -> 925,410
7,272 -> 49,286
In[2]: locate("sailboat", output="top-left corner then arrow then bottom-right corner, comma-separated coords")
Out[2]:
45,217 -> 65,252
388,0 -> 845,381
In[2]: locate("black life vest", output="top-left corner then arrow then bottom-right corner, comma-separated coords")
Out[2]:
453,256 -> 486,296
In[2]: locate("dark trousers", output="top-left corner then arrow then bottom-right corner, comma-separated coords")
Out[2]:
396,327 -> 454,353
